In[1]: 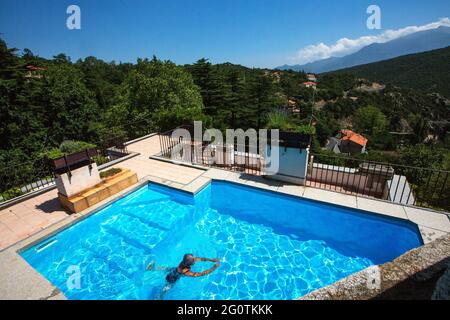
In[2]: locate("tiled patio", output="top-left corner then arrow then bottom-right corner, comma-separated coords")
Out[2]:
0,190 -> 66,249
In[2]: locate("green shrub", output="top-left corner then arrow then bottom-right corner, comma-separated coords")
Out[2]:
295,124 -> 316,135
266,109 -> 316,135
46,141 -> 97,159
266,110 -> 290,130
92,155 -> 110,166
46,148 -> 65,160
1,187 -> 24,201
59,140 -> 96,154
100,168 -> 122,179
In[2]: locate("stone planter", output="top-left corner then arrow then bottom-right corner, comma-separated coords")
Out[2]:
55,163 -> 102,198
58,168 -> 138,213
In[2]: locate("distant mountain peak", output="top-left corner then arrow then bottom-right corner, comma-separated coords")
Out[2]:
277,26 -> 450,73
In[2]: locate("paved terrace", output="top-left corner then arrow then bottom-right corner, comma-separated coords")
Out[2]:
0,133 -> 450,299
0,134 -> 205,250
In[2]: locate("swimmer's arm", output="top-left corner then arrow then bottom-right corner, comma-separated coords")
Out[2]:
195,257 -> 220,262
183,262 -> 220,278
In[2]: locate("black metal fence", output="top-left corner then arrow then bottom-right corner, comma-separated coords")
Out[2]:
0,136 -> 131,204
0,158 -> 55,203
159,127 -> 449,212
308,153 -> 450,212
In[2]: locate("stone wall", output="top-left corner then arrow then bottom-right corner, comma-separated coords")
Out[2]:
300,235 -> 450,300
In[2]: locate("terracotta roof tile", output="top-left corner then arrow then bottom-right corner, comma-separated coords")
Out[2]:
341,129 -> 368,147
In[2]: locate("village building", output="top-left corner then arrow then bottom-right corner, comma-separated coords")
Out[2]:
303,81 -> 317,89
24,65 -> 46,79
325,129 -> 368,154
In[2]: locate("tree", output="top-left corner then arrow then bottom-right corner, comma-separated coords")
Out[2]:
315,115 -> 340,146
1,34 -> 449,180
279,70 -> 307,102
0,38 -> 31,152
318,73 -> 357,99
21,48 -> 43,65
53,53 -> 71,64
108,57 -> 206,135
0,38 -> 20,79
42,63 -> 100,144
400,144 -> 445,170
407,113 -> 428,145
399,144 -> 449,210
353,105 -> 388,137
0,38 -> 100,165
247,73 -> 279,129
219,70 -> 248,129
75,56 -> 128,110
187,59 -> 232,127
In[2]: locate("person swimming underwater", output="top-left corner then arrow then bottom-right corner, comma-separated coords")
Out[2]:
147,253 -> 220,299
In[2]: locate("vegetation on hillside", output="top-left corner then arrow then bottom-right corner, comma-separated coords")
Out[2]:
0,37 -> 449,175
331,46 -> 450,97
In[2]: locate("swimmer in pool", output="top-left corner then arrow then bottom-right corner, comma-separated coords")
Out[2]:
147,253 -> 220,299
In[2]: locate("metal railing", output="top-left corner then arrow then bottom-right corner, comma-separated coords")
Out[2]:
0,136 -> 131,205
0,158 -> 55,203
158,128 -> 263,175
158,127 -> 449,212
307,153 -> 450,212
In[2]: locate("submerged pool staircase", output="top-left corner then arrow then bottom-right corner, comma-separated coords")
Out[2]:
75,193 -> 195,298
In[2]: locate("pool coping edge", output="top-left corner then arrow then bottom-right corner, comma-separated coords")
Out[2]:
1,170 -> 449,300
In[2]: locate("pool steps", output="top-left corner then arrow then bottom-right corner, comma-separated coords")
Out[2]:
68,195 -> 197,289
81,231 -> 150,278
102,215 -> 165,251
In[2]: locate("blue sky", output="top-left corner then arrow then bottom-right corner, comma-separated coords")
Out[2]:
0,0 -> 449,68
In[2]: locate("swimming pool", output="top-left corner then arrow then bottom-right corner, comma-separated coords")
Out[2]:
21,180 -> 422,300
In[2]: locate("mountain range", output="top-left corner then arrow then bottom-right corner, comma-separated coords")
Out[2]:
277,26 -> 450,74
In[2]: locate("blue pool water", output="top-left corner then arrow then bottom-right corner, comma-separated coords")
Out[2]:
21,181 -> 422,300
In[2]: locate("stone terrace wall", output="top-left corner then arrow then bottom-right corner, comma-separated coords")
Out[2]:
300,235 -> 450,300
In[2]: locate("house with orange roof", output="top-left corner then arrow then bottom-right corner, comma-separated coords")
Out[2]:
303,81 -> 317,89
325,129 -> 368,154
24,65 -> 46,79
340,129 -> 368,154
